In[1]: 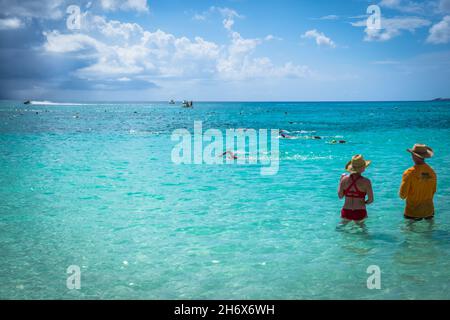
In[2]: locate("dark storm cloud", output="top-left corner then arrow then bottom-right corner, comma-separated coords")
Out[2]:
0,4 -> 157,99
0,42 -> 157,99
0,38 -> 98,99
0,0 -> 67,20
0,2 -> 69,99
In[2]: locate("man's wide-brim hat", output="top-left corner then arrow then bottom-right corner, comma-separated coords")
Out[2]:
345,154 -> 371,173
407,144 -> 434,159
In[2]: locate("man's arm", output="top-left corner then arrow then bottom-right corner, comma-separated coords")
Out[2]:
399,171 -> 411,200
432,170 -> 437,195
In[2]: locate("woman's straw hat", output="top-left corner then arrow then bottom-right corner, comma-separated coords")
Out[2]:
407,144 -> 434,159
345,154 -> 371,173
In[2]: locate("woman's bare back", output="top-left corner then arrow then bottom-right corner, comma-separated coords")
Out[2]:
338,174 -> 374,210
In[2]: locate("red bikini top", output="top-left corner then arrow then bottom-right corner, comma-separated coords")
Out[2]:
344,175 -> 366,199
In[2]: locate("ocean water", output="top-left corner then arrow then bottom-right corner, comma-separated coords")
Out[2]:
0,100 -> 449,300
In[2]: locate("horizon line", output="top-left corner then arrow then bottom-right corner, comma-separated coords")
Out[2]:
1,99 -> 449,104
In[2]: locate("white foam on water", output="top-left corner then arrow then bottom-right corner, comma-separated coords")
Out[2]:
284,154 -> 333,161
29,100 -> 92,106
292,130 -> 316,134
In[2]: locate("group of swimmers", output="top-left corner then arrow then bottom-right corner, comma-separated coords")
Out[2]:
279,129 -> 346,144
219,129 -> 347,161
339,143 -> 437,223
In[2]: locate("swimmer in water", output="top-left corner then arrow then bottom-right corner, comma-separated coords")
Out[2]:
329,140 -> 347,144
279,129 -> 295,139
221,151 -> 238,160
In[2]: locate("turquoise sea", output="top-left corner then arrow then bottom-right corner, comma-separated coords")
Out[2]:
0,100 -> 449,299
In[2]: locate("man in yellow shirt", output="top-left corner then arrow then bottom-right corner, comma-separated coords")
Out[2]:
399,144 -> 437,220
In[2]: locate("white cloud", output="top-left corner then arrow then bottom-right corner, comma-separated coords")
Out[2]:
265,34 -> 282,41
92,15 -> 144,41
100,0 -> 149,12
76,58 -> 144,79
351,16 -> 430,41
228,32 -> 261,55
192,13 -> 206,21
43,13 -> 311,83
191,6 -> 243,27
43,30 -> 103,53
218,57 -> 310,80
380,0 -> 401,8
216,31 -> 310,80
43,22 -> 209,79
317,15 -> 339,20
174,36 -> 220,60
302,29 -> 336,47
427,15 -> 450,44
216,7 -> 242,31
223,18 -> 234,30
0,17 -> 24,30
216,7 -> 243,19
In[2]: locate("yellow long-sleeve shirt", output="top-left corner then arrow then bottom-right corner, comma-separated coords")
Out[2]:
399,163 -> 437,218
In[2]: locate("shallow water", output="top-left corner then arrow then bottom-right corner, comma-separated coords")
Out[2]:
0,100 -> 449,299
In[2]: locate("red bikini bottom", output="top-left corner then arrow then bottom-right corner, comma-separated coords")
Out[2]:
341,208 -> 367,221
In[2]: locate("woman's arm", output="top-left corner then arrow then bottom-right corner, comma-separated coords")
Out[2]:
365,180 -> 374,205
338,174 -> 346,199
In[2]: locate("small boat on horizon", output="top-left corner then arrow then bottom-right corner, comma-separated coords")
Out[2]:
182,100 -> 193,108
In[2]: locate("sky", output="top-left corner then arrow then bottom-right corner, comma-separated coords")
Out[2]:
0,0 -> 449,101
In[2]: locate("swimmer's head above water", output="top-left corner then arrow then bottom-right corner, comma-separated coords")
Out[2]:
221,151 -> 238,160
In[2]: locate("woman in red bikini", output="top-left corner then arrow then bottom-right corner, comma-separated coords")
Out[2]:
338,155 -> 374,222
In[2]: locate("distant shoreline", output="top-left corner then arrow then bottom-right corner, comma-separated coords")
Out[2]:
431,98 -> 450,102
